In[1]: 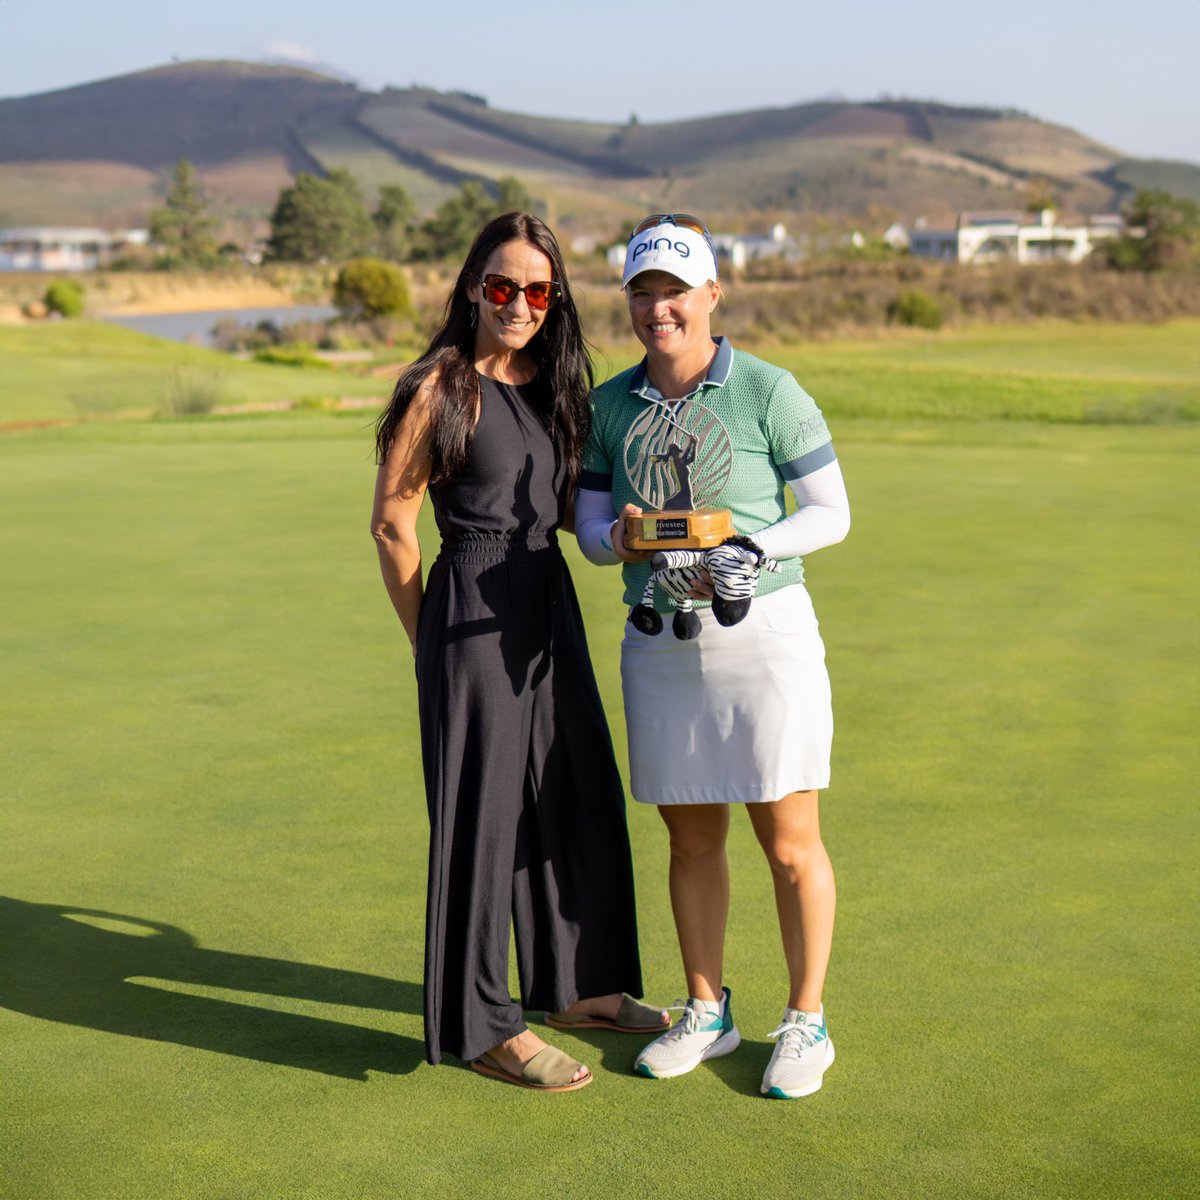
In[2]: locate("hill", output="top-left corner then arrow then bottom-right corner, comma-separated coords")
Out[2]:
0,62 -> 360,228
1,61 -> 1198,235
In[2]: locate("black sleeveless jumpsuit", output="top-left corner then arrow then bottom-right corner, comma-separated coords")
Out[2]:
414,373 -> 643,1065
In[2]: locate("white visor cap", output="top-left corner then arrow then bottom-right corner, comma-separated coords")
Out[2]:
622,222 -> 718,289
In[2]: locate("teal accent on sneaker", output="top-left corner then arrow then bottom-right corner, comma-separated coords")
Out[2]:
720,987 -> 735,1035
633,986 -> 741,1080
760,1007 -> 834,1099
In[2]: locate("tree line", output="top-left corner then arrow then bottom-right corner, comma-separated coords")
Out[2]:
149,159 -> 535,267
150,159 -> 1200,275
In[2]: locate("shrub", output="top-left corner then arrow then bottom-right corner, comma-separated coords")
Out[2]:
211,318 -> 280,353
163,368 -> 226,416
333,258 -> 414,320
335,314 -> 418,348
277,318 -> 337,348
44,280 -> 84,318
252,343 -> 329,368
106,245 -> 159,271
888,289 -> 943,329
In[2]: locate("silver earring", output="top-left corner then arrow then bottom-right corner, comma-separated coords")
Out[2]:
469,307 -> 477,329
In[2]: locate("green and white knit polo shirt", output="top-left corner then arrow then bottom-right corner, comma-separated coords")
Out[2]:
582,337 -> 837,611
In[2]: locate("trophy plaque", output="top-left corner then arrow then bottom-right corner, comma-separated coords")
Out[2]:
624,505 -> 735,551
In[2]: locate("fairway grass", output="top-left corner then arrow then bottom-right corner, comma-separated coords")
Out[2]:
0,321 -> 388,425
4,317 -> 1199,429
766,319 -> 1200,424
2,334 -> 1197,1198
594,318 -> 1200,425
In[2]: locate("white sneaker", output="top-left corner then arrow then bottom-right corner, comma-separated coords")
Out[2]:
761,1007 -> 835,1098
634,986 -> 741,1079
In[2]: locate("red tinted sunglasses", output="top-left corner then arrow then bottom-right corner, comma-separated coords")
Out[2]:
477,273 -> 561,311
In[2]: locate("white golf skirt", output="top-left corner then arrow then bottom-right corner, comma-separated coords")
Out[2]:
621,584 -> 833,805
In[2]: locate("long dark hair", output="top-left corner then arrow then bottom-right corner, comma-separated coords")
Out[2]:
374,212 -> 593,484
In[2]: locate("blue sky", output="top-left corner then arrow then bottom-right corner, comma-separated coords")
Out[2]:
1,0 -> 1196,161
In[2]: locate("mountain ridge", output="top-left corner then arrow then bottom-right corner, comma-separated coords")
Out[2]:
1,60 -> 1196,233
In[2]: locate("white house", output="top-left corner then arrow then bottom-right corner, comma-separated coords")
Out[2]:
711,223 -> 796,269
0,227 -> 150,272
909,210 -> 1122,265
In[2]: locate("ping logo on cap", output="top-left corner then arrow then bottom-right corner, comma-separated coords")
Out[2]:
631,237 -> 692,262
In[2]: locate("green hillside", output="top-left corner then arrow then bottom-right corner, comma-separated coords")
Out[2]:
0,61 -> 351,171
358,92 -> 596,181
292,98 -> 461,211
0,61 -> 355,227
1107,158 -> 1200,201
1,61 -> 1198,231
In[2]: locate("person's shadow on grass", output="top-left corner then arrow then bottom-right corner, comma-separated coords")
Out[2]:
0,896 -> 423,1080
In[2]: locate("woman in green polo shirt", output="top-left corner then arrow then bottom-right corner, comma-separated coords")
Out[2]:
576,215 -> 851,1099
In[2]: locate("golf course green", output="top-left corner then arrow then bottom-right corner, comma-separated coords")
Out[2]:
2,319 -> 1196,1198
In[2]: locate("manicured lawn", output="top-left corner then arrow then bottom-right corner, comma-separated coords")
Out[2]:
1,326 -> 1196,1198
0,321 -> 387,424
767,319 -> 1200,423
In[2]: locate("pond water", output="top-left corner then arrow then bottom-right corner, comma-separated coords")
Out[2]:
105,305 -> 338,346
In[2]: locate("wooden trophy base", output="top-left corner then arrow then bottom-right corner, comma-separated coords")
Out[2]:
624,506 -> 735,551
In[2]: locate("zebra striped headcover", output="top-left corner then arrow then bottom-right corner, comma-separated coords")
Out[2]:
634,538 -> 782,639
650,550 -> 709,609
649,541 -> 781,605
704,539 -> 781,602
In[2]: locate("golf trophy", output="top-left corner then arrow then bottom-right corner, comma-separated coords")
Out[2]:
622,431 -> 778,640
622,433 -> 734,550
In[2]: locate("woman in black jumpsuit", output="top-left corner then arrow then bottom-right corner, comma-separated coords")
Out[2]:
371,214 -> 663,1091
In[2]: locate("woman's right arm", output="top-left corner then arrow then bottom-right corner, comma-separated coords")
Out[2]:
370,383 -> 434,654
575,490 -> 653,565
574,488 -> 621,564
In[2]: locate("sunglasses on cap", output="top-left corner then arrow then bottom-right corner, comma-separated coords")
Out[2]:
476,273 -> 561,311
631,213 -> 712,239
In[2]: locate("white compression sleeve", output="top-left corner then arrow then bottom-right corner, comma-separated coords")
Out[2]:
575,487 -> 621,565
754,459 -> 851,560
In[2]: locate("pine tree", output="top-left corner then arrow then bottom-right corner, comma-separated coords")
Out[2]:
149,160 -> 218,267
373,185 -> 417,262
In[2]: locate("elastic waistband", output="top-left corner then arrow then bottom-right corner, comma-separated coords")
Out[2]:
438,530 -> 559,563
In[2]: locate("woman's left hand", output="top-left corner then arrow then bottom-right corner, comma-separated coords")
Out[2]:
688,569 -> 714,600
